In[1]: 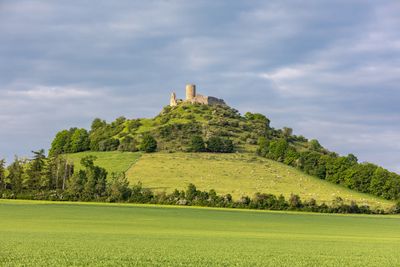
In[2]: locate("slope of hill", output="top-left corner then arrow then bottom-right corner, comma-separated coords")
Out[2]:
65,151 -> 142,174
65,151 -> 394,210
49,100 -> 400,203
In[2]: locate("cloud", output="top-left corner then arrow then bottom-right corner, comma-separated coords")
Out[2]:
6,86 -> 96,99
0,0 -> 399,173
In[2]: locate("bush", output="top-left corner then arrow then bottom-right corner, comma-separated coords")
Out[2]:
140,134 -> 157,153
189,136 -> 206,152
118,136 -> 137,152
206,136 -> 234,153
98,138 -> 120,151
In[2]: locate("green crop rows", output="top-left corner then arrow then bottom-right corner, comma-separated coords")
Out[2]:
1,200 -> 399,266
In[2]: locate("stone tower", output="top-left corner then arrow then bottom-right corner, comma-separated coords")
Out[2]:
170,92 -> 177,107
185,84 -> 196,100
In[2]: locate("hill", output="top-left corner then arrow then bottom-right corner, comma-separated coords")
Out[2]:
65,151 -> 394,210
46,98 -> 400,204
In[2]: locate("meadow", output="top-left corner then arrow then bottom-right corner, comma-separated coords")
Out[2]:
0,199 -> 399,266
65,151 -> 142,173
126,152 -> 394,209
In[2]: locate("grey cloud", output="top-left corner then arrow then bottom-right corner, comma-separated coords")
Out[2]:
0,0 -> 399,172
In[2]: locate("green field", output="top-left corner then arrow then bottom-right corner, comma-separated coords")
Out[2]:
65,152 -> 394,210
65,151 -> 142,173
0,200 -> 399,266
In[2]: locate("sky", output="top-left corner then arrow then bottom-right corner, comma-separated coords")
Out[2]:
0,0 -> 399,172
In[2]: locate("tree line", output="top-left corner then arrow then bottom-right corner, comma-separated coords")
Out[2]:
1,151 -> 399,214
50,126 -> 158,155
257,137 -> 400,201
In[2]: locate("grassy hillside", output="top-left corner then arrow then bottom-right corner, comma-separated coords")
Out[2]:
65,151 -> 142,173
65,151 -> 394,209
1,200 -> 399,266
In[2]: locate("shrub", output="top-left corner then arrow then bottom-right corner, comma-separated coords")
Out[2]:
118,136 -> 138,152
189,136 -> 206,152
140,134 -> 157,153
206,136 -> 234,153
98,138 -> 120,151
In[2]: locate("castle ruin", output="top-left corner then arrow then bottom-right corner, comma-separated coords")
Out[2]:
170,84 -> 226,107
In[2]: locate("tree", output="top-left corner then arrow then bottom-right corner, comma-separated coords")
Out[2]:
118,136 -> 137,152
44,155 -> 74,190
70,128 -> 90,153
0,159 -> 5,190
369,167 -> 389,197
267,139 -> 288,161
78,156 -> 108,200
107,172 -> 131,202
67,170 -> 86,199
244,112 -> 270,127
222,139 -> 234,153
25,149 -> 46,190
283,147 -> 299,167
189,135 -> 206,152
344,163 -> 377,193
325,155 -> 357,184
7,157 -> 24,193
288,194 -> 302,209
140,134 -> 157,153
186,183 -> 198,202
90,118 -> 106,131
257,137 -> 269,157
98,138 -> 120,151
309,139 -> 322,151
282,127 -> 293,139
206,136 -> 234,153
49,130 -> 70,156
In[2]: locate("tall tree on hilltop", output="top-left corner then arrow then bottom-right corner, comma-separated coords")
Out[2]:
70,128 -> 90,153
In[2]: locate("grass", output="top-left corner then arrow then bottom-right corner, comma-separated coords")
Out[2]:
63,151 -> 394,210
65,151 -> 142,173
0,199 -> 399,266
126,152 -> 394,210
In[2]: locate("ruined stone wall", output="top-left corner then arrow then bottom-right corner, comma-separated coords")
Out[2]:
207,96 -> 226,106
190,94 -> 209,105
170,92 -> 178,106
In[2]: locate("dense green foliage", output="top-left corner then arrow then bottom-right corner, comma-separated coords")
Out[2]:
49,103 -> 270,154
0,159 -> 5,190
189,135 -> 206,152
49,128 -> 90,155
206,136 -> 234,153
139,134 -> 157,153
1,200 -> 400,266
257,138 -> 400,201
123,183 -> 381,214
189,135 -> 234,153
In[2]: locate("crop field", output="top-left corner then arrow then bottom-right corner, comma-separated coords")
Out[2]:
126,153 -> 394,209
0,200 -> 399,266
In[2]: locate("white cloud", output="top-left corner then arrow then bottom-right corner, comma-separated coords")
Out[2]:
6,86 -> 97,99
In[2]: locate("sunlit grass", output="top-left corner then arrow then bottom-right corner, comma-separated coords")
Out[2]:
65,151 -> 142,174
126,152 -> 394,209
0,200 -> 399,266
